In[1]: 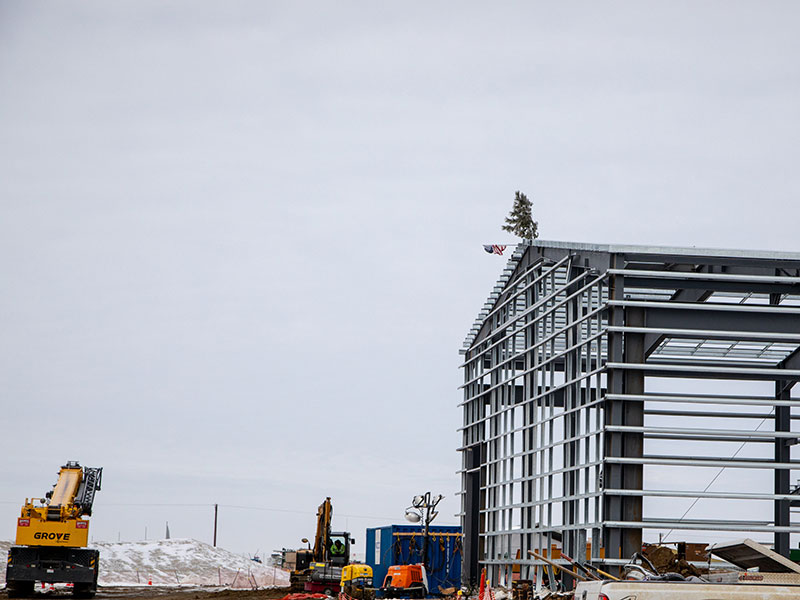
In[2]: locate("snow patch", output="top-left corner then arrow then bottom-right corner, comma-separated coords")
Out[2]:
2,538 -> 289,589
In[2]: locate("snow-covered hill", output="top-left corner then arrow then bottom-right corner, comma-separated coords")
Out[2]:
2,539 -> 289,588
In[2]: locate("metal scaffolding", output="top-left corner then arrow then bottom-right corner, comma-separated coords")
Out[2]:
458,240 -> 800,586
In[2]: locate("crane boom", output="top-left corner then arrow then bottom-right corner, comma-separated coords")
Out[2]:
49,467 -> 81,508
18,461 -> 102,540
74,466 -> 102,516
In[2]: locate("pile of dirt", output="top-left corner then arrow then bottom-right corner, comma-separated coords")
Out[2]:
642,544 -> 702,578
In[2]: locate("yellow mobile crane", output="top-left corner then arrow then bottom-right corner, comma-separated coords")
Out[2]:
6,461 -> 103,598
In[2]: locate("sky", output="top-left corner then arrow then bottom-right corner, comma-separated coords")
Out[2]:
1,1 -> 800,559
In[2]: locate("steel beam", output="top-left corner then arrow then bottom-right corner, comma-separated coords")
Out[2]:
643,272 -> 713,356
606,362 -> 800,381
603,267 -> 643,569
625,277 -> 800,296
643,305 -> 800,337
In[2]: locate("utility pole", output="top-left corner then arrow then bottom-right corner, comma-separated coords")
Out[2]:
213,504 -> 218,547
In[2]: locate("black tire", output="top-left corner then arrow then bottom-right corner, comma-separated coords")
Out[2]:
7,580 -> 35,598
72,582 -> 97,598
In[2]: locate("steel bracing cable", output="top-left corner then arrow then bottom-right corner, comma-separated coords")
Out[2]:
661,407 -> 775,542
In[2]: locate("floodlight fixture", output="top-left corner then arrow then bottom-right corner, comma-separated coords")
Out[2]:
404,509 -> 422,523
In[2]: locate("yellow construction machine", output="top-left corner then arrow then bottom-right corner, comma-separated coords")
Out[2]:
290,497 -> 354,594
341,564 -> 375,600
6,461 -> 103,598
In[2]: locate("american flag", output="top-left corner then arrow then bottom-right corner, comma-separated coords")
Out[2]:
483,244 -> 507,256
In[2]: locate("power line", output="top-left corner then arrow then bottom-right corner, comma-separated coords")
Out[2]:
0,500 -> 458,526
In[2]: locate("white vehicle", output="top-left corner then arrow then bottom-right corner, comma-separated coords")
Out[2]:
575,579 -> 800,600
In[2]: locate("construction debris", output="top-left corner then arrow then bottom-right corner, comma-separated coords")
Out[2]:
641,544 -> 702,579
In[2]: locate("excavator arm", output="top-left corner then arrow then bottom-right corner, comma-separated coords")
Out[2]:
312,497 -> 333,562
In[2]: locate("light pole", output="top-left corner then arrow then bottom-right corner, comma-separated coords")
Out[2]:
404,492 -> 444,571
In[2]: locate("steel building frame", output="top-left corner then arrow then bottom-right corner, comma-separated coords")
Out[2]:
458,240 -> 800,587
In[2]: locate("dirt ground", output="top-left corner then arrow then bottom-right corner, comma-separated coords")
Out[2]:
2,587 -> 292,600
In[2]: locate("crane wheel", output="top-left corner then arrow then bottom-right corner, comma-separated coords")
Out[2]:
72,583 -> 97,598
6,581 -> 35,598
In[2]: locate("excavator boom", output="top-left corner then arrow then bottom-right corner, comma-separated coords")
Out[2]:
312,497 -> 333,562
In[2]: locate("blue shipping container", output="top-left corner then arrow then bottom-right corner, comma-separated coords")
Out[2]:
365,525 -> 462,595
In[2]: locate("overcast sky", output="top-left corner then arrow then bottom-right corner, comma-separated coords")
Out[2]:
2,1 -> 800,558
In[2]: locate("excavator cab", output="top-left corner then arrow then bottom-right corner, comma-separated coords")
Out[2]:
328,532 -> 352,567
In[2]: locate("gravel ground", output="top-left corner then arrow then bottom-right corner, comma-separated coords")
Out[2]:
2,586 -> 292,600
